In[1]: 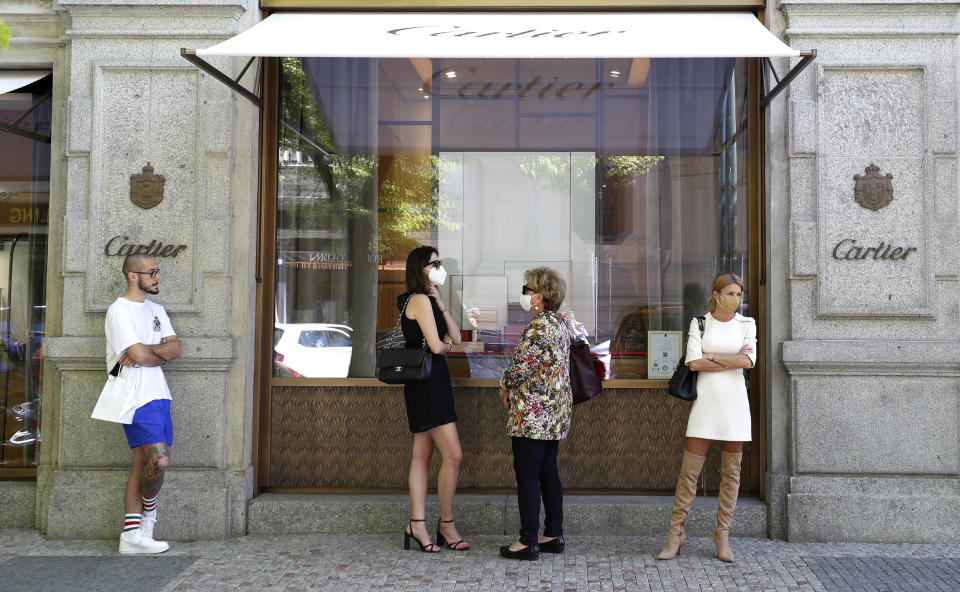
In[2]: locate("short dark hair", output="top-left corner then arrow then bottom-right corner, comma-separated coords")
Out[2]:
122,254 -> 152,276
404,245 -> 437,297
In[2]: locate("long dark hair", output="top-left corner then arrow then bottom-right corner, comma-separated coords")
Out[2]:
401,245 -> 437,305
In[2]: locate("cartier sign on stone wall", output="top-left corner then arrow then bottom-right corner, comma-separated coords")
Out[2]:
104,235 -> 188,258
828,164 -> 916,262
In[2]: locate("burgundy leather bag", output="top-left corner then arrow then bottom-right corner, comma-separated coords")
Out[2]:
570,340 -> 603,405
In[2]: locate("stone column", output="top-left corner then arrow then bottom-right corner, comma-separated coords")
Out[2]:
40,0 -> 258,539
774,0 -> 960,542
0,0 -> 65,529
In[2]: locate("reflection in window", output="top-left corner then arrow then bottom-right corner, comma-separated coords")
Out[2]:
275,57 -> 750,379
0,71 -> 50,469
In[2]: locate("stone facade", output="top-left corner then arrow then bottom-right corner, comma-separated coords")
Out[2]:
768,0 -> 960,542
1,0 -> 958,542
1,0 -> 259,538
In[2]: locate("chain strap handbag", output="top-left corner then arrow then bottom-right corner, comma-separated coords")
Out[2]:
376,294 -> 433,385
667,315 -> 705,401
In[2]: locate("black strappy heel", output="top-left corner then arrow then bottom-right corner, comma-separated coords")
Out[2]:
404,519 -> 438,552
436,519 -> 470,551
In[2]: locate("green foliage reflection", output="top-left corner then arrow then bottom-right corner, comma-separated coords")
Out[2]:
516,153 -> 665,195
279,58 -> 458,261
0,19 -> 11,51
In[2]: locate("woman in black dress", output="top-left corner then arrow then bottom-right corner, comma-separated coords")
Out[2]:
399,245 -> 470,553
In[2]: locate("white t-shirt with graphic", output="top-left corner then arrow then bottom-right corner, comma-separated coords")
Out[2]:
104,297 -> 176,411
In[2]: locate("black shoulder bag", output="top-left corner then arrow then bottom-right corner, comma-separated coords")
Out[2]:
667,315 -> 705,401
376,295 -> 433,385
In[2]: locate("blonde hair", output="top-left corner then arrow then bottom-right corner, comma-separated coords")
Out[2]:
707,272 -> 744,314
524,267 -> 566,312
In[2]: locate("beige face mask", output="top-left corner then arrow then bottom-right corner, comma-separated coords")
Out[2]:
715,294 -> 740,315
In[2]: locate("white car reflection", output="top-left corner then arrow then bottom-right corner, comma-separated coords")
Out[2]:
274,323 -> 353,378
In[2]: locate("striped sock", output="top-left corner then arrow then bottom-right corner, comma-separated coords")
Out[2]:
141,494 -> 158,514
124,513 -> 141,532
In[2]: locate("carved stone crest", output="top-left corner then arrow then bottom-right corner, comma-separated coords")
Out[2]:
853,163 -> 893,211
130,163 -> 165,209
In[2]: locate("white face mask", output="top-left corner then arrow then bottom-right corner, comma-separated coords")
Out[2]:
428,265 -> 447,286
520,294 -> 533,312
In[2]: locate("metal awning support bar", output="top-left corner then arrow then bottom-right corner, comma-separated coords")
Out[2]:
280,118 -> 332,159
180,49 -> 335,160
180,48 -> 262,108
0,124 -> 49,144
0,89 -> 52,143
761,49 -> 816,110
236,56 -> 257,84
763,57 -> 782,86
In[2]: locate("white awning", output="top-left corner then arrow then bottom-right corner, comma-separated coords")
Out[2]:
0,71 -> 50,96
196,12 -> 800,59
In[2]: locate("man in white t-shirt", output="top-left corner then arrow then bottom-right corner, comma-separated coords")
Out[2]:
105,254 -> 181,554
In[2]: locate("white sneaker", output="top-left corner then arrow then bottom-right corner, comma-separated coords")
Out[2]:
119,529 -> 169,554
141,509 -> 157,541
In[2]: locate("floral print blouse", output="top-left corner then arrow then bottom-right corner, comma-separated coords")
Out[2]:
500,311 -> 572,440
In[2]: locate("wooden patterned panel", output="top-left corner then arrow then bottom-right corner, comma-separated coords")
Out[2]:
270,386 -> 753,493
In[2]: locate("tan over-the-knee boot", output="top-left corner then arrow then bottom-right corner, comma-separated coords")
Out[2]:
657,450 -> 706,560
714,451 -> 742,562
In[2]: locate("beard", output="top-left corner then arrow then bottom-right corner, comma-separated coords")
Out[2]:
139,277 -> 159,295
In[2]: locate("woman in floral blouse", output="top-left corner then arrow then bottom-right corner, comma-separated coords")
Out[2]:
498,267 -> 572,561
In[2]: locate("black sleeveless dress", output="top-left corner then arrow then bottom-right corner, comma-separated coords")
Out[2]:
399,292 -> 457,433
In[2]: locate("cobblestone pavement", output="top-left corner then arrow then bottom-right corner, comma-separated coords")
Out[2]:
2,529 -> 960,592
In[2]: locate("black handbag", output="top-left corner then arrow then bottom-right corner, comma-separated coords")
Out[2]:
377,346 -> 432,384
376,295 -> 432,385
667,316 -> 705,401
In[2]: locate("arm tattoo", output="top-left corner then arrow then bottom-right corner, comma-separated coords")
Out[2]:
142,443 -> 169,498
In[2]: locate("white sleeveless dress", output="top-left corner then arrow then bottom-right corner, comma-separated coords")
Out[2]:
684,312 -> 757,442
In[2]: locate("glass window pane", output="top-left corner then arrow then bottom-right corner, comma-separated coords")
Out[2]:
0,72 -> 50,468
276,57 -> 750,379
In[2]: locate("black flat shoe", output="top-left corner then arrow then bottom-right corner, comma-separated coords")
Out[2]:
499,543 -> 540,561
538,536 -> 565,553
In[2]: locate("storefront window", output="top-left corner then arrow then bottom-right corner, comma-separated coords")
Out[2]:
274,57 -> 749,379
0,72 -> 50,468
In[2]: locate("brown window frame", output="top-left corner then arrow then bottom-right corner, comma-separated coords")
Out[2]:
253,50 -> 766,495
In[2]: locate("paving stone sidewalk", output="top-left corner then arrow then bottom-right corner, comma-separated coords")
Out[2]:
2,529 -> 960,592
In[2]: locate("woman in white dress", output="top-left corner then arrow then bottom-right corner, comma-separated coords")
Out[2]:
658,273 -> 756,563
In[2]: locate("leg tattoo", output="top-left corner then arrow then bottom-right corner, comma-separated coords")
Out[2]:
142,443 -> 169,499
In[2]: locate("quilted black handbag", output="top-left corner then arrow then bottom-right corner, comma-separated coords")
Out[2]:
376,295 -> 432,385
667,316 -> 705,401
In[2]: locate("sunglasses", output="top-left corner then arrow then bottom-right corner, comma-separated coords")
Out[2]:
424,260 -> 443,270
522,284 -> 537,294
132,269 -> 160,279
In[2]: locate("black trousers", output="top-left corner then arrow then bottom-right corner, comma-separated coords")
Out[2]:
511,436 -> 563,547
